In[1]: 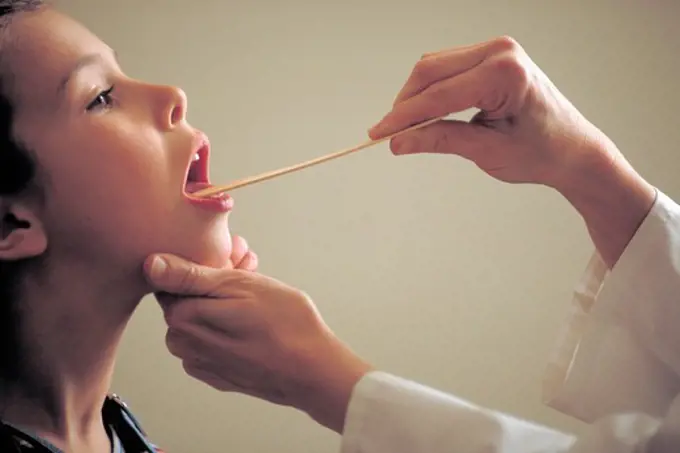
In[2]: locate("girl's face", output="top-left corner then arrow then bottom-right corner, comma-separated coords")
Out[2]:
5,8 -> 234,293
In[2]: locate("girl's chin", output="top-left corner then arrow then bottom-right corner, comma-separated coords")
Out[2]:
187,233 -> 233,269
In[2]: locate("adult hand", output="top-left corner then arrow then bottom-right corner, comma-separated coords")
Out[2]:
369,35 -> 618,193
370,36 -> 655,267
143,253 -> 372,434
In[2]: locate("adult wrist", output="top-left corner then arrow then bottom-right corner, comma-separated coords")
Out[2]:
552,143 -> 655,267
296,339 -> 373,434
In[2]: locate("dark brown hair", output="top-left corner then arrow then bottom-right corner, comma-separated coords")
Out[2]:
0,0 -> 46,382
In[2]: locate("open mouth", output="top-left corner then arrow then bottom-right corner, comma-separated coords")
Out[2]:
183,135 -> 234,213
184,138 -> 211,197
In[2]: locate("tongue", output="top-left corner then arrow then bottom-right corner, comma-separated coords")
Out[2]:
185,182 -> 213,194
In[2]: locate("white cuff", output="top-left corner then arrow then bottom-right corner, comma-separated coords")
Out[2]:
543,190 -> 680,422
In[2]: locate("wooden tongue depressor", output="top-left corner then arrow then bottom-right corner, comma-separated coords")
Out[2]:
192,115 -> 447,198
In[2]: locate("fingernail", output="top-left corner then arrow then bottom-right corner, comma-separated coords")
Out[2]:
149,256 -> 167,279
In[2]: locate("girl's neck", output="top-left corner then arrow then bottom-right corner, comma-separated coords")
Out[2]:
0,263 -> 144,451
0,341 -> 119,453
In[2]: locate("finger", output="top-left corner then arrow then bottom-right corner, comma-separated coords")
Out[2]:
392,39 -> 494,107
236,251 -> 259,272
419,38 -> 497,60
165,315 -> 241,361
183,362 -> 243,393
374,53 -> 526,141
165,326 -> 192,359
370,64 -> 487,139
370,37 -> 524,140
155,292 -> 180,305
156,294 -> 199,324
230,235 -> 250,268
388,119 -> 505,165
144,253 -> 239,296
184,357 -> 254,391
154,292 -> 182,318
184,361 -> 288,405
161,292 -> 252,334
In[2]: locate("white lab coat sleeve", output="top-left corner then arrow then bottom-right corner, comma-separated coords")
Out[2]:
340,189 -> 680,453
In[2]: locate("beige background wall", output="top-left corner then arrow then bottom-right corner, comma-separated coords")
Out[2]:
58,0 -> 680,451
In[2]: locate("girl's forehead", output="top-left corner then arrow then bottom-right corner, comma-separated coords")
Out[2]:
5,8 -> 109,108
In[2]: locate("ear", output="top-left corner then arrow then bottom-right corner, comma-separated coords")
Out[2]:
0,199 -> 47,261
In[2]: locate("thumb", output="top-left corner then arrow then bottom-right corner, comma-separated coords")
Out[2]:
389,119 -> 502,162
144,253 -> 225,296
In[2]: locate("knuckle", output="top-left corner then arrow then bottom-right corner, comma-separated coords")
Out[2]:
492,35 -> 522,53
181,360 -> 193,374
298,290 -> 317,311
165,328 -> 185,357
179,265 -> 204,293
492,54 -> 530,89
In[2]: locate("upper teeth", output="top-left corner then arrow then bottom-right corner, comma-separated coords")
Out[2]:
193,153 -> 200,162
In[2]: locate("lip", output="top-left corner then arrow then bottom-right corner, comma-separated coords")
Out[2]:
183,132 -> 234,213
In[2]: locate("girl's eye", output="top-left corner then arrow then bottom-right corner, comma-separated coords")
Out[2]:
86,85 -> 116,111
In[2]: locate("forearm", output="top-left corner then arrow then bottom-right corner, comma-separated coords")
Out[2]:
557,145 -> 656,269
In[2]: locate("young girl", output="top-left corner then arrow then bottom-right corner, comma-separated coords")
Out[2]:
0,1 -> 257,451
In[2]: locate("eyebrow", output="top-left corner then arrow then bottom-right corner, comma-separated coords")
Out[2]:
56,49 -> 120,97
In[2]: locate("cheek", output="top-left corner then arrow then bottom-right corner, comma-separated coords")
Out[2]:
40,153 -> 171,251
46,121 -> 170,210
34,122 -> 234,268
49,155 -> 169,219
